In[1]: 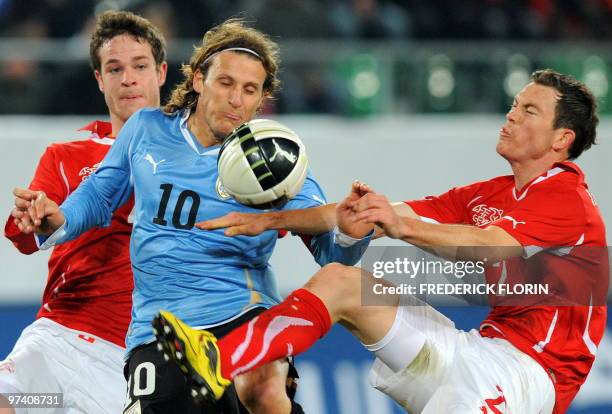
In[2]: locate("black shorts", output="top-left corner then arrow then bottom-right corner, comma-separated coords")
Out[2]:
122,307 -> 298,414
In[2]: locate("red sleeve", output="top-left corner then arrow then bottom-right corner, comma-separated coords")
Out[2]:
489,187 -> 585,248
4,146 -> 68,254
405,183 -> 480,225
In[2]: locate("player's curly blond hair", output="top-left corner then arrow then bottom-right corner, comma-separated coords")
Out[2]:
164,18 -> 281,114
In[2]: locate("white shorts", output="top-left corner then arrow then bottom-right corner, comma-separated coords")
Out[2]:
368,300 -> 556,414
0,318 -> 126,414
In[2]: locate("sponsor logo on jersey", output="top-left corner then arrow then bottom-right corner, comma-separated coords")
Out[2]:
144,153 -> 166,174
502,215 -> 526,229
216,177 -> 231,200
471,204 -> 503,227
78,162 -> 101,181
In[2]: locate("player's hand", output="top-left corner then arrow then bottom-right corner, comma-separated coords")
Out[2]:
350,192 -> 410,240
372,226 -> 387,239
195,211 -> 274,237
336,180 -> 375,239
12,188 -> 65,236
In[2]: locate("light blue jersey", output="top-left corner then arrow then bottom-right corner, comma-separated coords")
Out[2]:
50,108 -> 371,353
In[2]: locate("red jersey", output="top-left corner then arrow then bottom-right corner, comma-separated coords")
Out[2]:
406,161 -> 607,414
4,121 -> 134,348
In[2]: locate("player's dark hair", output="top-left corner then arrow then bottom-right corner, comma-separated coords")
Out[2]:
90,10 -> 166,72
531,69 -> 599,159
164,18 -> 280,114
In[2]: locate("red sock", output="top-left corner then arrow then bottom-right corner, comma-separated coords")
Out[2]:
217,288 -> 332,380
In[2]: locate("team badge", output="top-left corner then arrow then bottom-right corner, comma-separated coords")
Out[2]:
216,177 -> 231,200
79,162 -> 101,181
471,204 -> 503,227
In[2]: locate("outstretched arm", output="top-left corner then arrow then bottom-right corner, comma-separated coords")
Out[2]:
195,181 -> 373,238
13,113 -> 140,248
351,192 -> 522,262
196,203 -> 337,237
196,180 -> 376,266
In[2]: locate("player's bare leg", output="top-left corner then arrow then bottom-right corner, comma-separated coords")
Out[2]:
308,263 -> 433,376
234,360 -> 291,414
303,262 -> 399,345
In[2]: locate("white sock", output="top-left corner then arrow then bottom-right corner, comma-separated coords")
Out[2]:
363,304 -> 426,373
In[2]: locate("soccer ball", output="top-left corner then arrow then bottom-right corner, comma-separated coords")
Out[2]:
218,119 -> 309,209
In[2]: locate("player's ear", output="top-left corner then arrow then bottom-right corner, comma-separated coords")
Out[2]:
157,62 -> 168,87
553,128 -> 575,153
94,70 -> 104,93
193,69 -> 204,94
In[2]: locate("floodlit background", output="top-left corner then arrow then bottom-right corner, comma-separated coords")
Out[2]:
1,1 -> 611,413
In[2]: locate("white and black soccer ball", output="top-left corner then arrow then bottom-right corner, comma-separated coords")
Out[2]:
218,119 -> 308,209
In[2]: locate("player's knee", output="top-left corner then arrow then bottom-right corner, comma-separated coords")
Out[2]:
236,380 -> 290,414
311,263 -> 360,292
306,263 -> 362,316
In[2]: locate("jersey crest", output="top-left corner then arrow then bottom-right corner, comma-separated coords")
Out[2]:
471,204 -> 503,227
79,162 -> 101,181
215,177 -> 231,200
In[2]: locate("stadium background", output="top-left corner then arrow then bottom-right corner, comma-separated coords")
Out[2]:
0,1 -> 611,413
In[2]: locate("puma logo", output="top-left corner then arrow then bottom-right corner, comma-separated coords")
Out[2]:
503,215 -> 526,229
269,139 -> 297,163
144,153 -> 166,174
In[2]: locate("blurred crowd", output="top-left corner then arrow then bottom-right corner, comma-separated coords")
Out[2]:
0,0 -> 611,115
3,0 -> 612,40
